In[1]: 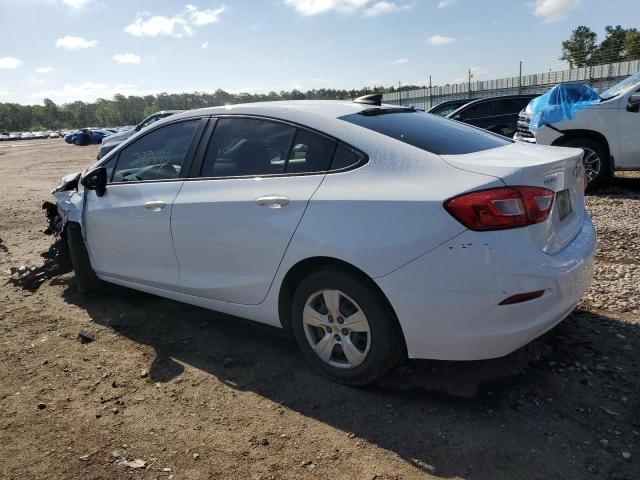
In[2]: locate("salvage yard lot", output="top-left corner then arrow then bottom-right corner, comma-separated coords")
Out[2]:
0,139 -> 638,480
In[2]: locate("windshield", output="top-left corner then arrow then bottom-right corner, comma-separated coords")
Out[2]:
599,72 -> 640,100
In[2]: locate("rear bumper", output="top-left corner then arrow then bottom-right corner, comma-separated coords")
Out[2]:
376,214 -> 596,360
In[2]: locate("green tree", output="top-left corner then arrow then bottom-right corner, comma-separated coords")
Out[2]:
593,25 -> 629,64
561,26 -> 598,67
625,30 -> 640,60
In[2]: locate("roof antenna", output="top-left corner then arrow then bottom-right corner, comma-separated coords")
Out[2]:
354,94 -> 382,106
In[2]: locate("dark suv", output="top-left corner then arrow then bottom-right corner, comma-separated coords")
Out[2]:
446,94 -> 538,138
427,98 -> 473,117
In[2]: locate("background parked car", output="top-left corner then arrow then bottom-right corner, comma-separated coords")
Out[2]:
428,98 -> 473,117
65,129 -> 114,146
514,73 -> 640,188
97,110 -> 184,159
0,132 -> 9,141
447,94 -> 538,138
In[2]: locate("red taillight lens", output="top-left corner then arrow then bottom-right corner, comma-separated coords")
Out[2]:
444,186 -> 555,231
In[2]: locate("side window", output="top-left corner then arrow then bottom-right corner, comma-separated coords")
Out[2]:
140,114 -> 162,129
286,130 -> 335,173
112,120 -> 200,183
102,156 -> 117,182
201,118 -> 295,178
330,143 -> 364,170
493,100 -> 515,115
461,102 -> 491,119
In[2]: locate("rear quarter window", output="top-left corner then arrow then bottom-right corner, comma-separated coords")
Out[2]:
339,110 -> 511,155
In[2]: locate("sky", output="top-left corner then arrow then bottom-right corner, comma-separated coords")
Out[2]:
0,0 -> 638,105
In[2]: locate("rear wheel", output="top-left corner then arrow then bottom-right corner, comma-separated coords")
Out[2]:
66,222 -> 100,294
291,268 -> 404,386
561,136 -> 610,190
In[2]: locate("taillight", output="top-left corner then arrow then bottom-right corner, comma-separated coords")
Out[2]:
444,186 -> 555,231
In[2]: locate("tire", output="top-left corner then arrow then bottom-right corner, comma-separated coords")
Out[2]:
561,136 -> 610,190
66,222 -> 100,294
291,268 -> 404,386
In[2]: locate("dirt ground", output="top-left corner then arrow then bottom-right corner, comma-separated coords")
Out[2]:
0,139 -> 638,480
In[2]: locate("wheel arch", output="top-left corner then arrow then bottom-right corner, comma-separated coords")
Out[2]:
277,256 -> 407,352
552,129 -> 614,175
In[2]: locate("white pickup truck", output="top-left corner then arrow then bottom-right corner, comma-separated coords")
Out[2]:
514,72 -> 640,188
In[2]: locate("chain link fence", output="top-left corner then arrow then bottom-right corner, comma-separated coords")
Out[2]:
382,59 -> 640,109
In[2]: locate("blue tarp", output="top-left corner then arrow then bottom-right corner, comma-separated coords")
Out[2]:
528,83 -> 600,132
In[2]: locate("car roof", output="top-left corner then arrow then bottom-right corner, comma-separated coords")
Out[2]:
446,94 -> 538,116
168,100 -> 402,123
456,94 -> 538,107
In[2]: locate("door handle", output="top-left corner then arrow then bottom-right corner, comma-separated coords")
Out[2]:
255,195 -> 289,209
144,200 -> 167,211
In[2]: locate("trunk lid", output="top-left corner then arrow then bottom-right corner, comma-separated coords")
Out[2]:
441,142 -> 585,254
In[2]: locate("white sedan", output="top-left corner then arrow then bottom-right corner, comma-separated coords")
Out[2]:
53,97 -> 596,385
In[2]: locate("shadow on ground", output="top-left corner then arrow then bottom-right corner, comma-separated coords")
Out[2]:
53,277 -> 639,480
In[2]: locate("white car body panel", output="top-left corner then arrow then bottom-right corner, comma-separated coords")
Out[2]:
171,175 -> 325,305
54,100 -> 597,360
84,182 -> 183,289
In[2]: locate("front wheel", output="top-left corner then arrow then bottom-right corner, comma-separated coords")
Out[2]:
291,269 -> 404,386
66,223 -> 100,294
561,137 -> 610,190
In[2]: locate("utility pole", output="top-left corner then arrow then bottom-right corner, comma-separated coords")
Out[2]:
429,75 -> 432,110
398,80 -> 402,106
518,61 -> 523,94
468,69 -> 472,97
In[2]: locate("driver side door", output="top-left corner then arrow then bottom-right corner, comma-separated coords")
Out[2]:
84,118 -> 206,289
619,88 -> 640,167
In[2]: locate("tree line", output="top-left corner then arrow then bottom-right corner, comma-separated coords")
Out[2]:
0,86 -> 423,132
561,25 -> 640,67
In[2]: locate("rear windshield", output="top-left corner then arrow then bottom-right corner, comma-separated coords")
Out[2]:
339,109 -> 511,155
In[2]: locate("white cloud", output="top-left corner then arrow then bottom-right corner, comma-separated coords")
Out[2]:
125,16 -> 191,38
113,53 -> 141,64
186,4 -> 226,25
201,41 -> 209,49
0,89 -> 9,97
427,34 -> 455,45
532,0 -> 582,22
62,0 -> 94,8
30,82 -> 144,103
124,4 -> 226,38
35,66 -> 53,74
284,0 -> 411,16
392,58 -> 408,64
29,77 -> 48,85
364,1 -> 412,16
0,56 -> 22,69
437,0 -> 455,7
55,36 -> 98,49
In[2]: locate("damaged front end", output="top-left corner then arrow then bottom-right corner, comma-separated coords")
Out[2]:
45,171 -> 86,271
50,171 -> 84,231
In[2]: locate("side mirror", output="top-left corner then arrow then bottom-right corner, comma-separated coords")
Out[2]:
628,93 -> 640,112
81,167 -> 107,197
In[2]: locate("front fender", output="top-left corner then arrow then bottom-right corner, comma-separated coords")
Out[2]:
53,189 -> 84,228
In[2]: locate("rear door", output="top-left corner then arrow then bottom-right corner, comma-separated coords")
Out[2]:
171,117 -> 336,305
84,118 -> 205,289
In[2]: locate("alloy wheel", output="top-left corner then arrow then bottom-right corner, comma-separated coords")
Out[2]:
582,147 -> 602,184
302,289 -> 371,369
